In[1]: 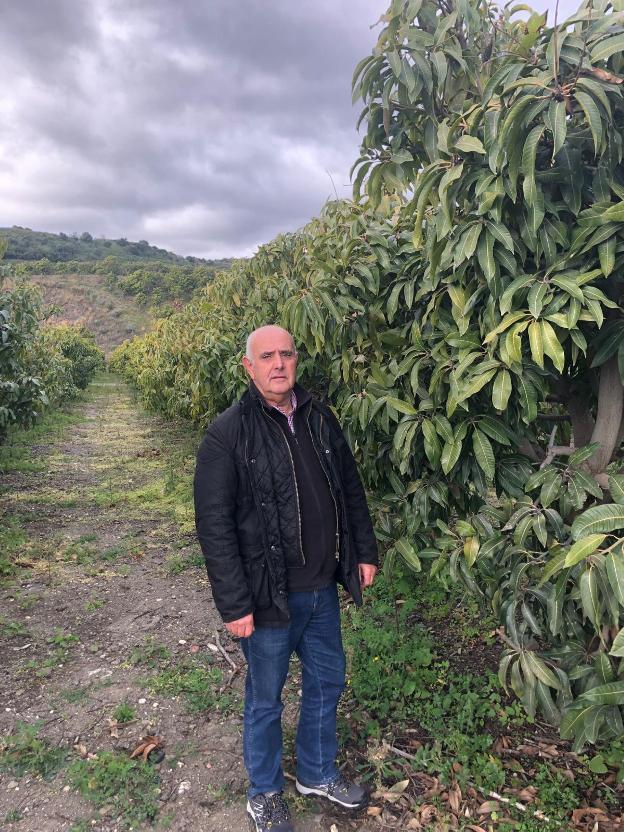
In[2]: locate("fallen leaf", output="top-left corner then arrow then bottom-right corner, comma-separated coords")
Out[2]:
129,735 -> 163,761
477,801 -> 500,815
366,806 -> 383,816
419,804 -> 437,823
189,644 -> 200,654
406,819 -> 421,829
448,782 -> 462,813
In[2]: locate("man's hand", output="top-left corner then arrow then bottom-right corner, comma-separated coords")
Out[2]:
225,613 -> 255,638
358,563 -> 377,590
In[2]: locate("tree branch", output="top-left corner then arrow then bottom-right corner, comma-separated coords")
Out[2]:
588,356 -> 624,474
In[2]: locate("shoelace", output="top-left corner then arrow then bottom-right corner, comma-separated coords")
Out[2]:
326,775 -> 351,796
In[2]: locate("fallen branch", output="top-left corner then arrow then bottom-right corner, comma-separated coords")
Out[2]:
214,630 -> 237,670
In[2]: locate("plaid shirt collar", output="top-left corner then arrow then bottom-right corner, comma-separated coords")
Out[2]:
267,389 -> 298,434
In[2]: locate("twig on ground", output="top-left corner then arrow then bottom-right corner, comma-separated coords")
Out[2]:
214,630 -> 237,670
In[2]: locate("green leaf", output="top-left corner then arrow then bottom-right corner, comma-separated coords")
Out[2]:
517,375 -> 537,424
575,91 -> 602,155
572,504 -> 624,540
549,99 -> 567,158
599,236 -> 616,277
608,475 -> 624,506
386,396 -> 418,415
422,418 -> 442,468
395,537 -> 422,573
524,651 -> 561,690
581,681 -> 624,706
456,367 -> 498,403
473,428 -> 495,480
540,319 -> 565,372
454,135 -> 486,155
606,551 -> 624,606
580,567 -> 601,628
441,437 -> 463,474
591,31 -> 624,63
564,534 -> 606,567
492,369 -> 512,411
478,415 -> 512,445
539,547 -> 568,586
528,320 -> 544,368
521,124 -> 545,191
609,628 -> 624,658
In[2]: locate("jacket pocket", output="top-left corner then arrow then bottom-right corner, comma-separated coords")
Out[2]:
249,558 -> 272,611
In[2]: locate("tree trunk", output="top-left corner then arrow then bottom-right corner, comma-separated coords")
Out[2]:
588,356 -> 624,474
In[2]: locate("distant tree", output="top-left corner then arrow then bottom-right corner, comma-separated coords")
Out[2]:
80,232 -> 93,242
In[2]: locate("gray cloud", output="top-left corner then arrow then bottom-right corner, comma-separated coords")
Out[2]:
0,0 -> 581,259
0,0 -> 383,258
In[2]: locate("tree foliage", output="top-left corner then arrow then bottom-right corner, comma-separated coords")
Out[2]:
112,0 -> 624,748
1,251 -> 105,441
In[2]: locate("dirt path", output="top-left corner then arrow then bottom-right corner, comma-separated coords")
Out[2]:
0,376 -> 367,832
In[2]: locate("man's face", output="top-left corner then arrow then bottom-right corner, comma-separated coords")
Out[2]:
242,327 -> 298,401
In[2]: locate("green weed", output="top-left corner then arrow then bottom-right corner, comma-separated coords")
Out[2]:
68,751 -> 160,828
0,722 -> 67,780
112,702 -> 136,724
129,636 -> 170,668
59,686 -> 90,705
84,596 -> 106,612
0,617 -> 30,638
4,809 -> 23,823
147,658 -> 239,714
47,628 -> 79,648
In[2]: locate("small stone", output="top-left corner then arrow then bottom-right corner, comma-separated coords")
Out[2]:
178,639 -> 187,645
138,698 -> 146,704
7,781 -> 18,789
63,785 -> 70,792
177,780 -> 191,795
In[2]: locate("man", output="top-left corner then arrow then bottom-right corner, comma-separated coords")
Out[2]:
193,325 -> 378,832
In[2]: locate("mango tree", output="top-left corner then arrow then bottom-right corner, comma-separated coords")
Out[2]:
342,0 -> 624,747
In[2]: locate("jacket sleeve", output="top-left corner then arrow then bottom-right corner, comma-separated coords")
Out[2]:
193,424 -> 253,623
327,411 -> 379,566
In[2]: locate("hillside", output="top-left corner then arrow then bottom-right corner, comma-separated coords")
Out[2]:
9,272 -> 153,356
0,226 -> 231,268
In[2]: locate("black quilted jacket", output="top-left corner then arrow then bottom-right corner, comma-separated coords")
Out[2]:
193,382 -> 378,623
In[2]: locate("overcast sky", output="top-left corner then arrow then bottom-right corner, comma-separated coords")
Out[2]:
1,0 -> 577,260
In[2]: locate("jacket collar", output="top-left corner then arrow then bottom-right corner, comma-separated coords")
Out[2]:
244,380 -> 312,412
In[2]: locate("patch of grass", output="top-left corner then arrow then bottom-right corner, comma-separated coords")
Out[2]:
4,809 -> 23,824
62,540 -> 97,564
59,686 -> 90,705
146,657 -> 239,714
68,751 -> 160,828
0,401 -> 85,476
112,701 -> 136,724
47,628 -> 79,648
0,722 -> 67,780
0,517 -> 28,580
129,636 -> 171,668
84,596 -> 106,612
0,616 -> 30,638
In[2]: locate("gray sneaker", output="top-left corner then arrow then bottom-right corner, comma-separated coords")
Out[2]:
246,792 -> 294,832
296,774 -> 368,809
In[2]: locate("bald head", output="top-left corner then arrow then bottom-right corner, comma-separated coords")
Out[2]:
242,325 -> 298,407
245,326 -> 296,362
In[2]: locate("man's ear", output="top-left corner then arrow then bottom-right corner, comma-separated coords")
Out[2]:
242,356 -> 254,379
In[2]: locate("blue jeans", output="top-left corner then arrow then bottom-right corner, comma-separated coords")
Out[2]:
239,582 -> 346,797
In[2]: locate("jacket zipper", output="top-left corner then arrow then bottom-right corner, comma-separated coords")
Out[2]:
307,409 -> 340,559
262,409 -> 305,566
